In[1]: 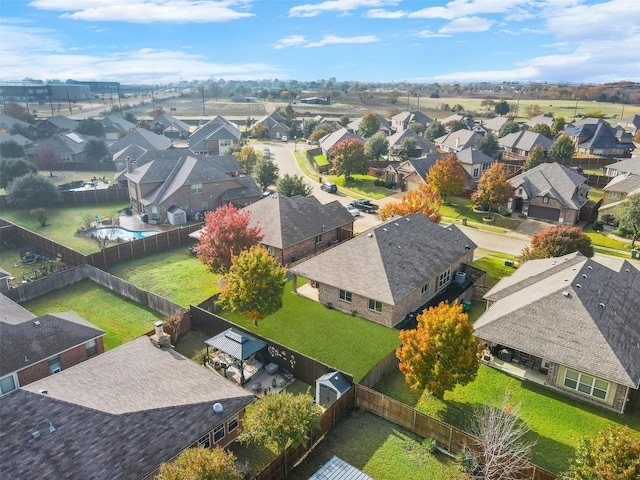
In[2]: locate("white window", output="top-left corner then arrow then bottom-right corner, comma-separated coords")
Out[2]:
438,269 -> 451,289
219,139 -> 233,149
315,234 -> 322,244
61,153 -> 72,162
368,299 -> 382,313
563,369 -> 609,400
151,206 -> 159,218
48,356 -> 61,374
228,415 -> 239,432
607,191 -> 621,200
0,374 -> 17,396
339,290 -> 352,303
482,162 -> 492,170
198,432 -> 211,449
421,283 -> 429,295
473,167 -> 480,178
85,339 -> 97,357
213,424 -> 225,443
542,197 -> 549,204
191,183 -> 203,194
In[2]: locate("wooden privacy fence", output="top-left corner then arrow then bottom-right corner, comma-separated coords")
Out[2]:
355,385 -> 557,480
253,387 -> 356,480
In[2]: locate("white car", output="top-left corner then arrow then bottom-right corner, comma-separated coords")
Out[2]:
281,135 -> 288,142
262,148 -> 270,158
345,204 -> 361,216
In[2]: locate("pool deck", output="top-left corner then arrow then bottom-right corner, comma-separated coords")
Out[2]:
118,214 -> 174,233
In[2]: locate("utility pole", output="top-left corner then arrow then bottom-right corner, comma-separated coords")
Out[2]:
201,87 -> 205,116
48,85 -> 54,117
117,86 -> 123,115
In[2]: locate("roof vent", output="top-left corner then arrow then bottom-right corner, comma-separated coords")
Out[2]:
39,389 -> 48,395
582,274 -> 587,278
24,356 -> 29,363
32,431 -> 41,440
599,303 -> 606,308
625,268 -> 631,273
367,233 -> 373,238
448,227 -> 452,231
576,284 -> 581,288
405,217 -> 410,221
34,320 -> 40,326
213,403 -> 224,414
588,265 -> 593,270
465,244 -> 470,250
382,227 -> 387,232
394,222 -> 399,227
562,291 -> 570,297
49,422 -> 56,433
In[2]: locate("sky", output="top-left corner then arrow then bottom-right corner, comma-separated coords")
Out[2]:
1,0 -> 639,85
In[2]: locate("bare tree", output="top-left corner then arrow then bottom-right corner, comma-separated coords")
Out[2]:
468,391 -> 536,480
163,309 -> 185,345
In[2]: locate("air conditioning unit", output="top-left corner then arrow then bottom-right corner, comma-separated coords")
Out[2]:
50,367 -> 61,374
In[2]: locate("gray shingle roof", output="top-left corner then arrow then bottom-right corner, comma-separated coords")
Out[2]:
509,162 -> 589,210
2,337 -> 254,479
434,129 -> 479,151
205,328 -> 267,360
0,310 -> 105,377
243,195 -> 354,249
319,128 -> 364,152
108,127 -> 172,154
290,213 -> 476,305
605,158 -> 640,175
498,130 -> 554,152
387,129 -> 435,151
317,371 -> 351,394
603,173 -> 640,193
456,147 -> 494,166
476,253 -> 640,388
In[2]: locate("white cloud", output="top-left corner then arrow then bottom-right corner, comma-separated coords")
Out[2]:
439,16 -> 493,33
364,8 -> 406,19
411,30 -> 449,39
409,0 -> 533,20
29,0 -> 255,23
273,35 -> 308,49
303,34 -> 380,48
288,0 -> 399,18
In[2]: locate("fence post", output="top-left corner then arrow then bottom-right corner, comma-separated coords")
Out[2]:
413,410 -> 416,434
448,426 -> 453,452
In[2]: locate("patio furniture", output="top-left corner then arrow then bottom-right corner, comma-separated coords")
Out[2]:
251,382 -> 262,392
265,362 -> 279,375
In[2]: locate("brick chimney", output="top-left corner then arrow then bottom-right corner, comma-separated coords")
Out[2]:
126,156 -> 133,173
150,321 -> 172,348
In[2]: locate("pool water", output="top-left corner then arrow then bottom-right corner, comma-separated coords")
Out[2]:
87,227 -> 160,242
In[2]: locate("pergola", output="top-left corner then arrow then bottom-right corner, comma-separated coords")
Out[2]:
205,328 -> 267,386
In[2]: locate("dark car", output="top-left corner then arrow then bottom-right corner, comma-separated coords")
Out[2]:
321,182 -> 337,193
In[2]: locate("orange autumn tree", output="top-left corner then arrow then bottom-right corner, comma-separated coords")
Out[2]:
379,184 -> 442,222
397,302 -> 479,398
471,162 -> 513,215
426,153 -> 467,202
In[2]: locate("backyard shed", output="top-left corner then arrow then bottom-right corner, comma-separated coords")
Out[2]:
308,456 -> 373,480
166,205 -> 187,226
315,371 -> 351,409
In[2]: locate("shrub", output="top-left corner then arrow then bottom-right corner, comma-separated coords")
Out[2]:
518,213 -> 527,219
423,437 -> 438,454
593,220 -> 604,231
456,449 -> 479,474
613,226 -> 633,238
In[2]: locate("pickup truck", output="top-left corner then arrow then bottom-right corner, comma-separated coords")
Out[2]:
350,199 -> 379,213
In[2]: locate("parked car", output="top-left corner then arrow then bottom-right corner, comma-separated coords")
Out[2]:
262,148 -> 270,159
320,182 -> 338,193
281,135 -> 288,142
260,189 -> 275,199
344,204 -> 361,216
350,199 -> 379,213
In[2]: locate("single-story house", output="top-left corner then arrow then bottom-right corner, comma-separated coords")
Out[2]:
255,112 -> 290,140
604,157 -> 640,177
151,114 -> 190,139
598,173 -> 640,222
0,295 -> 105,397
474,252 -> 640,413
391,111 -> 434,133
35,131 -> 87,164
116,150 -> 261,223
0,113 -> 37,137
523,113 -> 554,130
499,130 -> 554,159
347,113 -> 392,136
318,128 -> 365,159
508,162 -> 590,224
480,116 -> 511,135
289,213 -> 477,327
441,113 -> 475,130
0,333 -> 255,479
101,115 -> 135,141
434,129 -> 481,153
189,116 -> 241,155
387,129 -> 436,160
34,115 -> 78,138
617,114 -> 640,135
0,132 -> 33,148
242,194 -> 355,265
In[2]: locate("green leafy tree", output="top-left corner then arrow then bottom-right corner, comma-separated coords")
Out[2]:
76,118 -> 105,138
0,157 -> 37,188
232,145 -> 258,174
7,173 -> 60,208
472,163 -> 512,214
425,120 -> 446,141
397,136 -> 418,161
525,104 -> 542,118
523,145 -> 545,171
123,112 -> 137,124
217,246 -> 287,324
338,115 -> 350,127
251,122 -> 268,139
615,192 -> 640,248
397,302 -> 479,398
239,390 -> 321,475
364,131 -> 389,161
277,173 -> 312,197
254,157 -> 280,190
494,100 -> 510,116
358,112 -> 381,138
426,153 -> 467,202
30,208 -> 50,227
194,204 -> 264,274
530,123 -> 553,139
498,121 -> 521,138
474,132 -> 501,158
302,119 -> 319,138
387,90 -> 401,104
481,99 -> 496,110
563,425 -> 640,480
357,91 -> 373,104
447,119 -> 468,132
549,134 -> 576,161
3,103 -> 34,123
83,137 -> 110,163
552,116 -> 566,135
0,140 -> 26,158
330,138 -> 367,180
452,104 -> 465,113
408,121 -> 425,135
520,225 -> 594,261
157,447 -> 242,480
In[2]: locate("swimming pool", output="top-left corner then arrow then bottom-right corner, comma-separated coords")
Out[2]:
87,227 -> 160,242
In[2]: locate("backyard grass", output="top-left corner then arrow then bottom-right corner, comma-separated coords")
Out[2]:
1,203 -> 128,254
472,254 -> 518,288
107,247 -> 220,307
220,284 -> 400,382
21,279 -> 164,350
374,366 -> 640,474
313,154 -> 329,166
286,409 -> 466,480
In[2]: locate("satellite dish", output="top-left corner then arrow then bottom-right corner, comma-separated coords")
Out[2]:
213,403 -> 224,414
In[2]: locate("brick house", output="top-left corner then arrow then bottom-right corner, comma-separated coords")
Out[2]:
391,111 -> 434,133
242,194 -> 355,265
474,252 -> 640,413
0,334 -> 255,479
0,295 -> 105,397
289,213 -> 476,327
598,173 -> 640,222
188,116 -> 241,155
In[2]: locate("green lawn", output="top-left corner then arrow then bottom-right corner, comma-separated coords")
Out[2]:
374,366 -> 640,474
1,203 -> 128,254
439,196 -> 519,232
583,224 -> 632,251
107,247 -> 220,307
325,174 -> 393,200
21,279 -> 164,350
220,285 -> 400,382
286,409 -> 466,480
472,255 -> 517,288
313,154 -> 329,166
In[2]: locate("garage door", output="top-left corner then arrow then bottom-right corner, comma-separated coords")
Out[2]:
528,205 -> 560,221
406,181 -> 421,191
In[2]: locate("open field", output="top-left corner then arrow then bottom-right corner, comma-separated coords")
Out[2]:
21,279 -> 164,350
